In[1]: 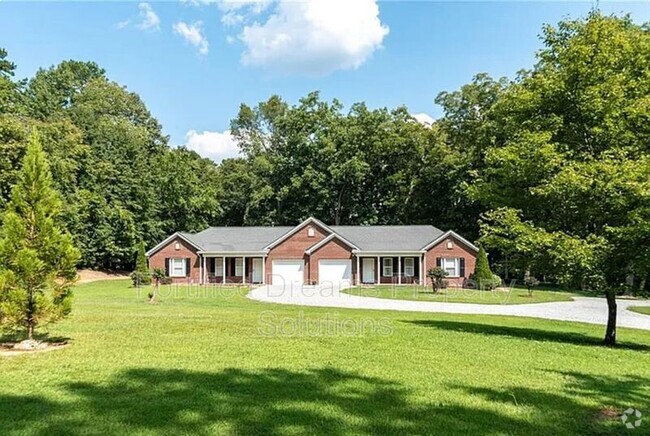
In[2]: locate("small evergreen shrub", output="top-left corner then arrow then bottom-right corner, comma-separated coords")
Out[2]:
131,241 -> 151,286
473,246 -> 500,290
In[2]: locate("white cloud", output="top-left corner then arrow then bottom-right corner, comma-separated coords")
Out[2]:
412,113 -> 435,127
218,0 -> 272,26
218,0 -> 272,13
116,19 -> 130,30
224,0 -> 389,75
173,21 -> 209,55
181,0 -> 219,5
185,130 -> 240,162
137,2 -> 160,31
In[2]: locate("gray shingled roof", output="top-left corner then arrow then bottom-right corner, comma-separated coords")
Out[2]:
331,225 -> 444,251
181,224 -> 444,252
188,226 -> 293,252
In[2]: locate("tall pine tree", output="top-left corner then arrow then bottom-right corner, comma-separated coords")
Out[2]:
0,130 -> 79,340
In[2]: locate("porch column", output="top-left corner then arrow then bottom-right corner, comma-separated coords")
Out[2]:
243,256 -> 247,284
262,255 -> 266,284
398,256 -> 402,285
356,256 -> 360,285
222,256 -> 226,284
419,255 -> 423,286
377,256 -> 380,284
423,254 -> 427,286
201,255 -> 206,285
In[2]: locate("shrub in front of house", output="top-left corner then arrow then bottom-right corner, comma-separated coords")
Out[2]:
427,267 -> 449,293
131,241 -> 151,286
472,246 -> 501,290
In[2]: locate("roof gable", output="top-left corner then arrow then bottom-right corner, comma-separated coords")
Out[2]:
420,230 -> 479,252
264,217 -> 334,250
145,232 -> 202,257
305,233 -> 359,255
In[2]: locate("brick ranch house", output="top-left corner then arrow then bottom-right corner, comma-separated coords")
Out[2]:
146,217 -> 478,287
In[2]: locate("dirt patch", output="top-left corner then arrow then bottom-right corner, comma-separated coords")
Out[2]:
0,341 -> 69,357
593,406 -> 621,422
77,269 -> 129,283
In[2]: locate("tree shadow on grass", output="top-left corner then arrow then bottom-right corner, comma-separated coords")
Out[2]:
545,370 -> 650,408
404,320 -> 650,351
0,367 -> 554,435
449,371 -> 650,435
0,332 -> 70,344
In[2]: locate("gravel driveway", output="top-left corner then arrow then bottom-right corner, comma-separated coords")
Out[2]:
249,284 -> 650,331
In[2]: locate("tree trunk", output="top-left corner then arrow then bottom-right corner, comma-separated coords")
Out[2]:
150,280 -> 159,303
604,290 -> 617,346
26,289 -> 35,340
334,188 -> 345,225
504,253 -> 509,281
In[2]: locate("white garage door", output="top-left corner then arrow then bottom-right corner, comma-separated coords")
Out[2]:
319,260 -> 352,286
271,260 -> 304,287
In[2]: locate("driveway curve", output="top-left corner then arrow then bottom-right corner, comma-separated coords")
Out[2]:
248,284 -> 650,331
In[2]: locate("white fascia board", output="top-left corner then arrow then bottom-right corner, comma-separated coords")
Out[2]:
420,231 -> 479,252
198,251 -> 268,256
352,250 -> 424,257
146,232 -> 202,257
264,217 -> 335,250
305,233 -> 359,255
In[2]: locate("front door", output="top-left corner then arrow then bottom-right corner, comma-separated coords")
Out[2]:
252,258 -> 263,283
362,258 -> 375,284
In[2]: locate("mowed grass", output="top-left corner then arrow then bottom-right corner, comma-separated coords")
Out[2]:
1,280 -> 649,435
630,306 -> 650,316
343,284 -> 577,304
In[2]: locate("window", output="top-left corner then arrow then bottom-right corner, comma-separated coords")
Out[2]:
382,258 -> 393,276
235,258 -> 243,276
214,258 -> 223,276
170,258 -> 186,277
307,226 -> 315,237
404,258 -> 415,277
441,258 -> 460,277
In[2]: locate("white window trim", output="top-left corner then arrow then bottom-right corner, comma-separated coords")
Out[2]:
442,257 -> 460,278
382,258 -> 393,277
170,258 -> 186,278
214,258 -> 223,277
235,258 -> 243,276
404,257 -> 415,277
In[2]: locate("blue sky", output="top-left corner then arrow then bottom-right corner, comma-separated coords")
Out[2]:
1,1 -> 649,161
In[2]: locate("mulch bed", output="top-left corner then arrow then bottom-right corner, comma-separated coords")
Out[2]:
0,341 -> 69,356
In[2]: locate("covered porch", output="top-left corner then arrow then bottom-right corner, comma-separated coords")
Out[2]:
355,253 -> 425,286
199,253 -> 266,285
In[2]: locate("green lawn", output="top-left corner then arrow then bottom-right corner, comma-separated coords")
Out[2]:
629,306 -> 650,316
343,285 -> 577,304
1,280 -> 649,435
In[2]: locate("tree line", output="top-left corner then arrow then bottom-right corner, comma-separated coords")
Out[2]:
1,11 -> 648,307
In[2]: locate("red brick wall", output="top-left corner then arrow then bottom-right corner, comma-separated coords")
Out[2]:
266,223 -> 330,284
424,236 -> 477,287
308,238 -> 354,284
148,237 -> 200,284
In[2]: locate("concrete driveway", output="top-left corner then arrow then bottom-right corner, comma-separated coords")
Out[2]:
248,284 -> 650,331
